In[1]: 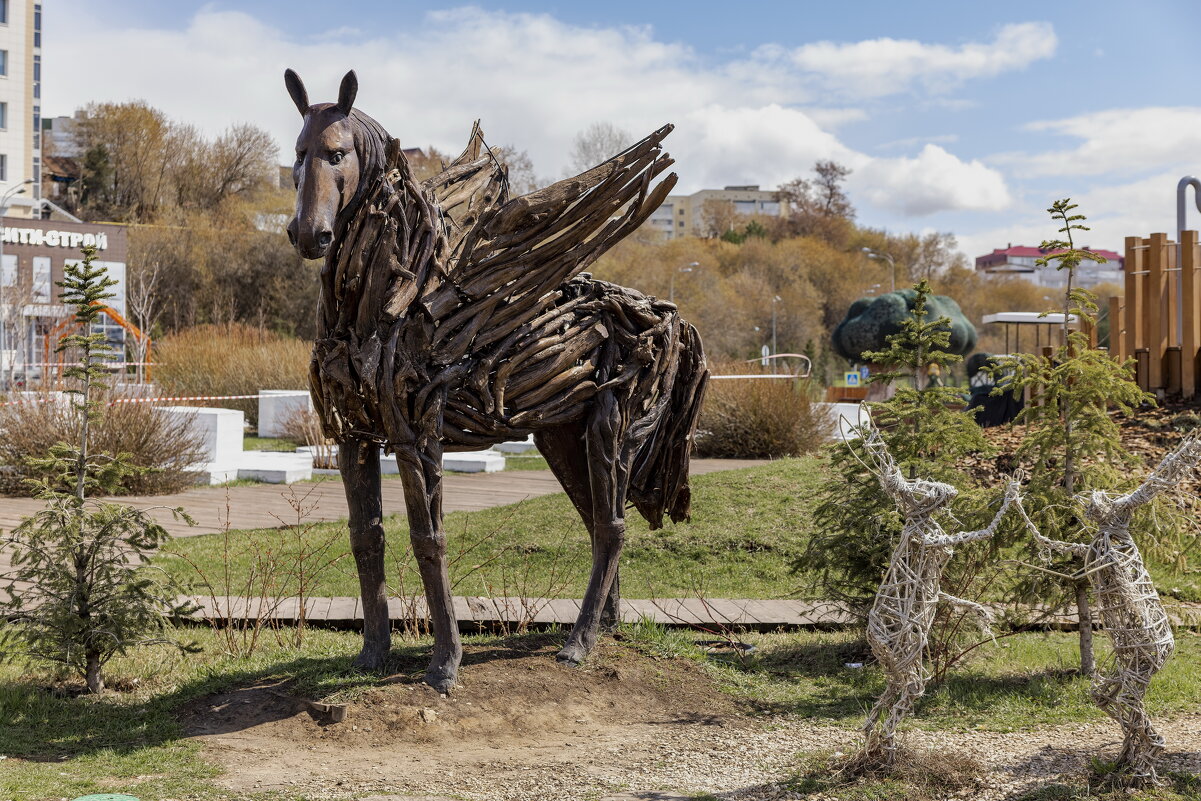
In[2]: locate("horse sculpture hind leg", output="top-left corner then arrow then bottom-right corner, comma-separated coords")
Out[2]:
535,420 -> 623,631
556,387 -> 630,666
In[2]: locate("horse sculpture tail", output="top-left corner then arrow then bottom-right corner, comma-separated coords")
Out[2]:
628,319 -> 709,530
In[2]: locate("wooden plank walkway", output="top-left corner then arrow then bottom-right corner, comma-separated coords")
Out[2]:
174,594 -> 1201,630
181,594 -> 856,629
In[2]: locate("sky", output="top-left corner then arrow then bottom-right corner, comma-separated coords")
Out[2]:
43,0 -> 1201,260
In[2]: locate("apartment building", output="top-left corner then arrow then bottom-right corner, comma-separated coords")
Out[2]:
0,0 -> 41,218
647,185 -> 786,239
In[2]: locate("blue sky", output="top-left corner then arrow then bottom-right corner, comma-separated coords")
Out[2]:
45,1 -> 1201,258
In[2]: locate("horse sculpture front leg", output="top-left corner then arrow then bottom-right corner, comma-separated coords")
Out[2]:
340,439 -> 392,670
395,440 -> 462,692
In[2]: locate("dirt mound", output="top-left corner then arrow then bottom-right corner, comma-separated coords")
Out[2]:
181,634 -> 743,797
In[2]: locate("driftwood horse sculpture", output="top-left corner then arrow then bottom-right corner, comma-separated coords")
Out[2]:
283,69 -> 709,691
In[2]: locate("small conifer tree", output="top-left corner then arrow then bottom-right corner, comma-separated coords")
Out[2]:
804,280 -> 991,613
1002,200 -> 1154,674
0,246 -> 196,693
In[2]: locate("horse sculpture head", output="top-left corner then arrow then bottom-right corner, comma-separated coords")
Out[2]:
284,68 -> 387,260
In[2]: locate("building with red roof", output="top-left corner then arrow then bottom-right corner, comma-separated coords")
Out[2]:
975,244 -> 1124,288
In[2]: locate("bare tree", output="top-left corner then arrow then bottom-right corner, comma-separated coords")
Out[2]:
125,261 -> 161,384
490,145 -> 541,196
567,122 -> 632,175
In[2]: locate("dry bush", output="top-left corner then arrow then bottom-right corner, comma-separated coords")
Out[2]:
281,407 -> 337,469
154,324 -> 310,425
695,367 -> 832,459
0,396 -> 206,496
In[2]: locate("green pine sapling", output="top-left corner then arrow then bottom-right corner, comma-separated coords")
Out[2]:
0,245 -> 196,693
1001,200 -> 1153,675
805,280 -> 991,629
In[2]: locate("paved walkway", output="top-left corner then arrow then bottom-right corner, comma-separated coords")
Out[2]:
0,459 -> 766,538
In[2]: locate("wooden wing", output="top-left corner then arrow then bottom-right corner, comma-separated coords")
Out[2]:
420,121 -> 509,269
423,124 -> 678,364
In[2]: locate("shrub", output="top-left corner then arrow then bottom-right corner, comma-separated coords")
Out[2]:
694,367 -> 831,458
0,395 -> 206,496
153,323 -> 310,427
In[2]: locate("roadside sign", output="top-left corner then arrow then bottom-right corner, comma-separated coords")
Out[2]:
844,371 -> 861,387
859,366 -> 870,380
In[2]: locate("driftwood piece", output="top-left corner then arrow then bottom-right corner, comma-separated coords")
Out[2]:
284,69 -> 708,691
854,424 -> 1019,765
1014,434 -> 1201,786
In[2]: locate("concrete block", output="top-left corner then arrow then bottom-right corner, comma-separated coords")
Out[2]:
236,450 -> 313,484
257,389 -> 312,438
443,449 -> 505,473
819,402 -> 866,442
161,406 -> 244,465
186,464 -> 241,485
494,435 -> 537,454
298,444 -> 401,474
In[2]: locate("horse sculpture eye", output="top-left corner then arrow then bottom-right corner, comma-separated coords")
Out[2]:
331,151 -> 344,165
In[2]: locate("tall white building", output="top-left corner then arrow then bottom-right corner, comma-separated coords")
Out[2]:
0,0 -> 41,218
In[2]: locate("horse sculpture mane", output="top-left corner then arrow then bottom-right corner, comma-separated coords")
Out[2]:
286,69 -> 708,690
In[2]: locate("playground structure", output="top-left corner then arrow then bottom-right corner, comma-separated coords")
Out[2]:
33,302 -> 150,388
1109,229 -> 1201,399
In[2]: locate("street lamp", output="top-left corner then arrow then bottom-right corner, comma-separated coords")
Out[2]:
669,261 -> 699,303
0,179 -> 32,388
862,247 -> 897,293
770,295 -> 782,370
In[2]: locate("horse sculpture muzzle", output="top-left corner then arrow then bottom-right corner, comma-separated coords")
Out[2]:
287,214 -> 333,260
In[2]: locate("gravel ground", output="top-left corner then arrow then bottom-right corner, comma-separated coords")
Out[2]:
231,711 -> 1201,801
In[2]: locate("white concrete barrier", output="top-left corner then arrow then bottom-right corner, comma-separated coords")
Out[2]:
237,451 -> 313,484
160,406 -> 244,485
495,435 -> 537,454
257,389 -> 312,438
817,401 -> 867,442
443,449 -> 505,473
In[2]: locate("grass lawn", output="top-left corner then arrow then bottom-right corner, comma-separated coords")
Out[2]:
159,457 -> 823,600
3,625 -> 1201,800
157,455 -> 1201,603
243,435 -> 302,452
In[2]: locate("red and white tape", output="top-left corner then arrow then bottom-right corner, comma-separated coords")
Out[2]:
0,390 -> 310,407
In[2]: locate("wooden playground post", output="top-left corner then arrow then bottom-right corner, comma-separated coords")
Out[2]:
1183,230 -> 1200,399
1147,232 -> 1169,392
1109,296 -> 1124,361
1124,236 -> 1144,368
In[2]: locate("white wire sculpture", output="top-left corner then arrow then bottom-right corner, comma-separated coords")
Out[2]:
1013,433 -> 1201,786
854,423 -> 1021,764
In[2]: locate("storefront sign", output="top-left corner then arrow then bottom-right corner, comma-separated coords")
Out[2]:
0,227 -> 109,250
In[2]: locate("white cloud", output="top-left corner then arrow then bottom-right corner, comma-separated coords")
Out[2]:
877,133 -> 960,151
43,3 -> 1013,218
779,22 -> 1057,98
1004,107 -> 1201,176
854,145 -> 1012,216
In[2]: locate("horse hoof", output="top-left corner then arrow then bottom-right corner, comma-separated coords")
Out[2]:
352,648 -> 388,671
425,669 -> 457,694
556,645 -> 585,667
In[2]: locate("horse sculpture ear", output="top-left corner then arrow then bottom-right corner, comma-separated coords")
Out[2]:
284,68 -> 309,117
336,70 -> 358,116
